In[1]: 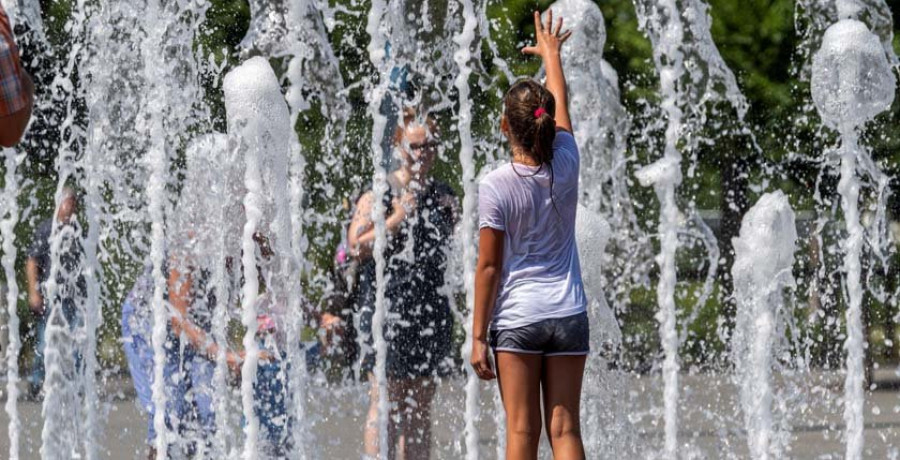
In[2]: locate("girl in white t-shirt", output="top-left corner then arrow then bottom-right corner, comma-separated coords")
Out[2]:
471,10 -> 588,459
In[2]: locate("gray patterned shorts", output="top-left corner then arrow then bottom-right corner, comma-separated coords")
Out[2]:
490,311 -> 590,356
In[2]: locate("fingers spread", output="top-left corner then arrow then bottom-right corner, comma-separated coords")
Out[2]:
521,45 -> 538,55
555,17 -> 564,36
533,11 -> 542,33
560,30 -> 573,44
545,9 -> 553,33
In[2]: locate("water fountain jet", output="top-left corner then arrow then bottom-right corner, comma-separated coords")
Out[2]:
810,17 -> 896,460
731,191 -> 797,460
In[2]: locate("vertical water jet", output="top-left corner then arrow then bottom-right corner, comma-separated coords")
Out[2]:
2,149 -> 21,460
731,191 -> 797,460
810,17 -> 895,459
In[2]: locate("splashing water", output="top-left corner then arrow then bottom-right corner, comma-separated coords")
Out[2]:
363,0 -> 393,456
633,1 -> 687,454
453,0 -> 481,457
2,149 -> 21,460
731,191 -> 797,460
543,0 -> 648,335
1,0 -> 899,458
810,17 -> 896,460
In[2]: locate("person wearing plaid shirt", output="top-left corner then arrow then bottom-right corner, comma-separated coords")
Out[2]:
0,4 -> 34,147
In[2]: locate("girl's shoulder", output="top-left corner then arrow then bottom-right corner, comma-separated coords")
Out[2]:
481,162 -> 518,184
553,129 -> 577,150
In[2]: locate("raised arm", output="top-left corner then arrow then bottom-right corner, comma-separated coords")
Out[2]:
522,10 -> 573,133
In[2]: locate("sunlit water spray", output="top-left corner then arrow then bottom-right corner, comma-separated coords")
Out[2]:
2,0 -> 899,457
2,149 -> 21,459
810,16 -> 896,460
362,0 -> 398,455
632,0 -> 761,454
223,55 -> 295,459
633,1 -> 687,454
452,0 -> 481,456
731,191 -> 797,459
39,0 -> 92,456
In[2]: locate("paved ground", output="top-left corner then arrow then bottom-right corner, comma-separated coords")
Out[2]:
0,370 -> 898,459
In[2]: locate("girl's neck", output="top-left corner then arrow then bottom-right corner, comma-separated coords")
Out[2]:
511,145 -> 540,167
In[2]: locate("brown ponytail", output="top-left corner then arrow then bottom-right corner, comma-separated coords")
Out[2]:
503,79 -> 560,216
503,80 -> 557,165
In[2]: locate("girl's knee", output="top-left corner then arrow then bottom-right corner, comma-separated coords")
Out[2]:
508,417 -> 542,444
547,406 -> 581,441
508,428 -> 542,451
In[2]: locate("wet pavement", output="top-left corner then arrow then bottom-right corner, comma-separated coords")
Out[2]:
0,370 -> 897,459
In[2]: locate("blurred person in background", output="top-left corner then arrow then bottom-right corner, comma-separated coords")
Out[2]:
349,108 -> 459,459
121,254 -> 245,459
25,187 -> 84,399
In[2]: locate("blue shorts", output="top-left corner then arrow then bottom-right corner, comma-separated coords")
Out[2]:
490,312 -> 590,356
121,299 -> 182,444
121,300 -> 215,444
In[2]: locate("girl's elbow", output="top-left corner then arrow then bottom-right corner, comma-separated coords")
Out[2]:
478,263 -> 500,277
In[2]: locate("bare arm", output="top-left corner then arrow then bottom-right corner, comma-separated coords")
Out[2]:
523,10 -> 573,133
25,256 -> 42,314
347,191 -> 412,261
470,227 -> 505,380
0,71 -> 34,147
167,263 -> 241,370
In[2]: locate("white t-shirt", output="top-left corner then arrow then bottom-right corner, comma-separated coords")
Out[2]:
478,131 -> 587,330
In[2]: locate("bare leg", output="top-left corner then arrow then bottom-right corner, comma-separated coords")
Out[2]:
496,352 -> 543,460
388,378 -> 417,459
364,372 -> 380,458
400,377 -> 436,460
542,355 -> 587,460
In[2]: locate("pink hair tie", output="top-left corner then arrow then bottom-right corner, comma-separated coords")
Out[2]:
534,107 -> 547,118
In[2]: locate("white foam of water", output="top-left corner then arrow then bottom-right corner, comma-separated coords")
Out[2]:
810,18 -> 895,460
241,0 -> 290,56
836,0 -> 899,66
453,0 -> 480,456
183,133 -> 237,456
364,0 -> 393,454
542,0 -> 647,348
224,55 -> 294,460
811,19 -> 895,132
282,2 -> 340,455
575,206 -> 617,343
2,150 -> 21,460
284,0 -> 348,121
633,1 -> 686,455
40,1 -> 91,455
81,115 -> 104,460
575,205 -> 640,456
543,0 -> 631,215
1,0 -> 44,44
731,191 -> 797,460
139,0 -> 174,454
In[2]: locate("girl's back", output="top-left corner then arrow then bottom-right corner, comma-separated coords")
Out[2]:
479,130 -> 586,330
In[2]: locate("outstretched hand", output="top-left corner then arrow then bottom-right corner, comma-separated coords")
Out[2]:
521,10 -> 572,59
